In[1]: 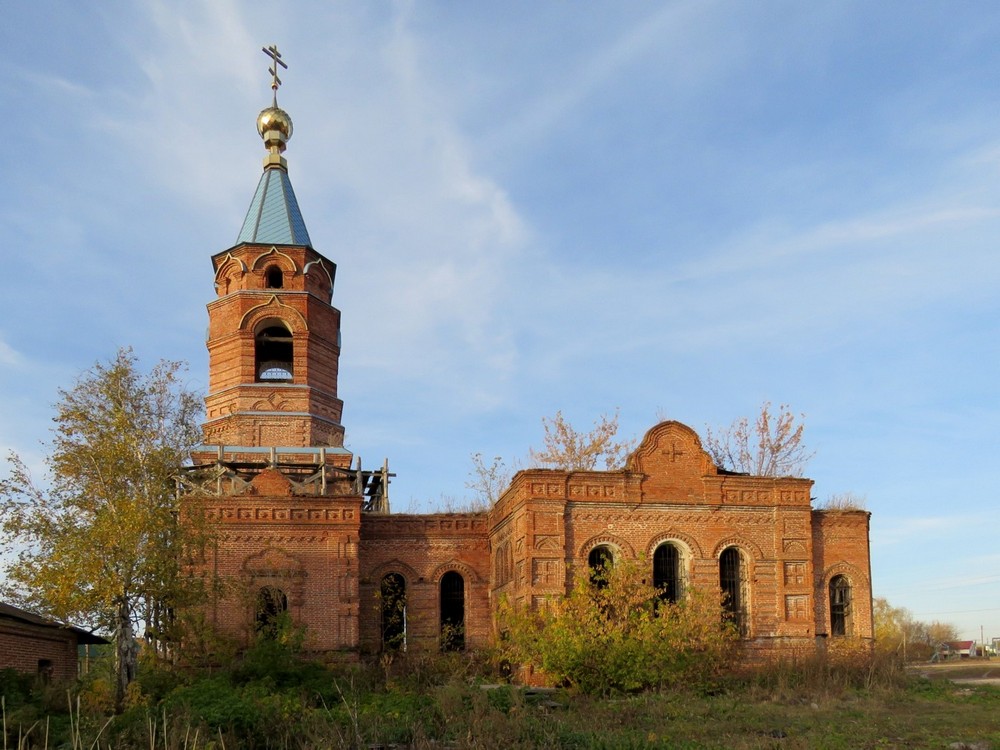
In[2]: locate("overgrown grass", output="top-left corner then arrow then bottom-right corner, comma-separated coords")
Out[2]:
3,648 -> 999,749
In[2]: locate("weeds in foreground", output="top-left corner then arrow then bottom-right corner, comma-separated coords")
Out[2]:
3,647 -> 999,749
731,639 -> 909,704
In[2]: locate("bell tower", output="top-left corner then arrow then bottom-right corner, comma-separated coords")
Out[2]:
201,47 -> 346,453
181,48 -> 391,655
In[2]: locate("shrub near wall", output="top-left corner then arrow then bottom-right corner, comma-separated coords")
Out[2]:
498,559 -> 737,694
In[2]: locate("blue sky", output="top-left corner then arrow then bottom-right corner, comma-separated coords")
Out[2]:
3,1 -> 999,641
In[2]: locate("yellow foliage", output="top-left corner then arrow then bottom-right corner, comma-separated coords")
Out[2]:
703,401 -> 813,477
497,558 -> 736,694
529,409 -> 635,471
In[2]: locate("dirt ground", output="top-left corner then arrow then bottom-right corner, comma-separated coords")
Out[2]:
908,658 -> 1000,684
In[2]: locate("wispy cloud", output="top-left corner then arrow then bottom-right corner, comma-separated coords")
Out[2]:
0,337 -> 25,368
873,515 -> 970,547
492,1 -> 734,148
22,71 -> 95,99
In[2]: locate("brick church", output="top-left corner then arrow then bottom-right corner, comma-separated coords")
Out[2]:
181,53 -> 873,658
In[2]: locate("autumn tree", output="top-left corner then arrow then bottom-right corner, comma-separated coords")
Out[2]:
529,410 -> 635,471
465,452 -> 514,507
0,349 -> 202,711
703,401 -> 814,477
873,597 -> 960,661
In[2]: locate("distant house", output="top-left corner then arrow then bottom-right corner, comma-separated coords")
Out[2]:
937,640 -> 977,660
0,603 -> 106,680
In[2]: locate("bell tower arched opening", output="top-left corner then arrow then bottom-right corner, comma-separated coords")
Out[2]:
254,321 -> 294,382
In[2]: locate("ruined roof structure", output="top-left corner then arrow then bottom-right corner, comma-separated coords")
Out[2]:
180,47 -> 873,659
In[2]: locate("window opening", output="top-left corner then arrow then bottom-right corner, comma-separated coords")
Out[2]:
440,571 -> 465,651
265,266 -> 284,289
255,585 -> 288,640
588,544 -> 614,588
720,546 -> 748,636
37,659 -> 53,683
255,325 -> 293,382
380,573 -> 407,651
653,543 -> 680,603
830,575 -> 852,636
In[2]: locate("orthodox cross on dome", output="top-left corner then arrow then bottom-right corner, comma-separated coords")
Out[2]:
262,44 -> 288,105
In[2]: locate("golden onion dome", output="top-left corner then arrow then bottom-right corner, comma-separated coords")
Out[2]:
257,106 -> 293,146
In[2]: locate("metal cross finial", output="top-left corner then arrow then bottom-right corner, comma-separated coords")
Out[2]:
262,44 -> 288,104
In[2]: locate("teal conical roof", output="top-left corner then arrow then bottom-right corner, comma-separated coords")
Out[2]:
236,167 -> 312,246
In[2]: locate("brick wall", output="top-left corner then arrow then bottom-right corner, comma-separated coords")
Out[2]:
0,619 -> 79,681
186,417 -> 873,659
359,514 -> 491,653
186,468 -> 363,655
484,421 -> 873,653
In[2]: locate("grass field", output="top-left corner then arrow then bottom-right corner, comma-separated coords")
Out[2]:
3,655 -> 999,749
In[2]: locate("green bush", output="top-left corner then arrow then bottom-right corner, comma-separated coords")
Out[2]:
498,558 -> 737,694
0,668 -> 33,708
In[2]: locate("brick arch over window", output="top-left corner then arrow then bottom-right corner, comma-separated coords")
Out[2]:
819,561 -> 868,589
645,531 -> 703,560
711,536 -> 765,561
304,259 -> 334,286
365,560 -> 420,586
214,253 -> 248,280
240,297 -> 309,334
431,560 -> 482,585
241,547 -> 306,608
577,533 -> 635,561
214,254 -> 247,295
241,546 -> 306,577
251,247 -> 299,273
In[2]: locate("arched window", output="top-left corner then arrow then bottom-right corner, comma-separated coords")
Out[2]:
720,547 -> 748,636
653,543 -> 681,603
380,573 -> 407,651
440,571 -> 465,651
830,575 -> 852,637
255,586 -> 287,639
255,323 -> 293,382
265,266 -> 284,289
588,545 -> 614,588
